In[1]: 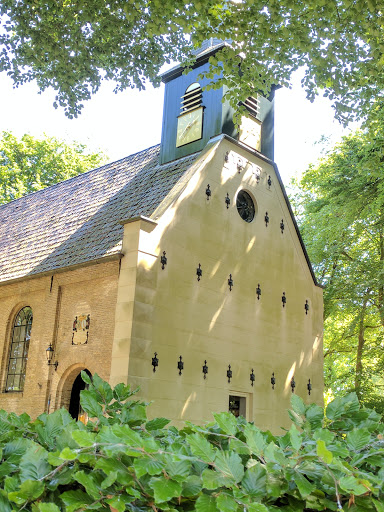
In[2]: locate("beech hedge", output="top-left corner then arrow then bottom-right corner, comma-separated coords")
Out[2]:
0,372 -> 384,511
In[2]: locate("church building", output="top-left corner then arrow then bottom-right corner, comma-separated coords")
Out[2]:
0,40 -> 323,431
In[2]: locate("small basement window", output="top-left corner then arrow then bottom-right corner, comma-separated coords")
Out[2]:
229,395 -> 246,418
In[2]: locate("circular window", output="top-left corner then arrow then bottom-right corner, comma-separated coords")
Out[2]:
236,190 -> 255,222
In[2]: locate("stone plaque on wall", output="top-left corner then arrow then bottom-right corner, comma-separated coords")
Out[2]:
72,314 -> 90,345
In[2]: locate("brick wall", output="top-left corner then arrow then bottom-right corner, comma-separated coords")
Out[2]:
0,260 -> 119,418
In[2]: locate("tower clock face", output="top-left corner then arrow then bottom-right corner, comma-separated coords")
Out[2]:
176,107 -> 203,147
239,115 -> 261,151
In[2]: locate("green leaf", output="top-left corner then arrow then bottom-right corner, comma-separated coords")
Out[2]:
187,433 -> 216,462
122,403 -> 147,425
215,451 -> 244,484
247,505 -> 269,512
134,457 -> 165,478
95,458 -> 134,486
60,489 -> 95,512
216,493 -> 238,512
0,462 -> 12,479
244,424 -> 265,456
165,458 -> 192,481
229,438 -> 250,454
106,496 -> 126,512
196,493 -> 219,512
0,491 -> 12,512
182,475 -> 202,497
202,468 -> 227,489
36,504 -> 61,512
80,370 -> 93,386
316,440 -> 333,464
146,417 -> 170,430
339,475 -> 371,495
113,382 -> 134,401
241,463 -> 267,497
74,470 -> 100,500
72,430 -> 96,447
101,471 -> 117,489
79,389 -> 103,418
289,424 -> 302,451
149,477 -> 182,502
326,393 -> 360,421
8,480 -> 45,503
291,394 -> 306,416
373,499 -> 384,512
90,373 -> 113,403
19,445 -> 50,481
305,404 -> 324,430
59,447 -> 78,460
294,471 -> 315,498
264,442 -> 288,466
213,412 -> 238,435
346,428 -> 371,451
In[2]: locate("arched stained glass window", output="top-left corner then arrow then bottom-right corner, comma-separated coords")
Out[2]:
5,307 -> 33,392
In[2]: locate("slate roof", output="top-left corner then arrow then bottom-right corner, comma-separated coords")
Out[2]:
0,145 -> 199,283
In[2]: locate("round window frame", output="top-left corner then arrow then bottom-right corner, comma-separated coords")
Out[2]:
236,190 -> 256,223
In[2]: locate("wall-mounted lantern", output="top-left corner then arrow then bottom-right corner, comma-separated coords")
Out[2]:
237,158 -> 244,173
161,251 -> 167,270
256,283 -> 261,300
46,344 -> 58,371
202,360 -> 208,379
265,212 -> 269,227
282,292 -> 287,307
280,219 -> 285,233
228,274 -> 233,291
206,184 -> 211,200
250,368 -> 255,386
271,372 -> 276,390
307,379 -> 312,395
225,193 -> 231,209
177,356 -> 184,376
267,175 -> 272,188
291,376 -> 296,393
305,300 -> 309,315
152,352 -> 159,373
224,151 -> 229,163
196,263 -> 202,281
227,364 -> 232,383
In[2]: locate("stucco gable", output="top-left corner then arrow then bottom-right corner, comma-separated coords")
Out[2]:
150,135 -> 320,287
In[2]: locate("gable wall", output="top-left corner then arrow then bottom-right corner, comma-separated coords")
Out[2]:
0,261 -> 119,417
113,138 -> 323,432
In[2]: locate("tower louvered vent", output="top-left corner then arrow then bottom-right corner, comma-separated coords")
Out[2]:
243,96 -> 259,118
181,83 -> 202,114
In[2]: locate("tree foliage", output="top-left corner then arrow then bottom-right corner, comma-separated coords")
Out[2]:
1,0 -> 384,120
293,103 -> 384,411
0,372 -> 384,511
0,132 -> 106,204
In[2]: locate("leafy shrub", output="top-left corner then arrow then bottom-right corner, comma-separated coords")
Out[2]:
0,372 -> 384,511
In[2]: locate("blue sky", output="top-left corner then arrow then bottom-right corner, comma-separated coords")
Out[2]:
0,69 -> 357,183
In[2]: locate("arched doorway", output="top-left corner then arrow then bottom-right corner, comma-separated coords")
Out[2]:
68,369 -> 92,421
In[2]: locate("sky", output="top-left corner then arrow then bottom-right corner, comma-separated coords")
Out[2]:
0,70 -> 358,184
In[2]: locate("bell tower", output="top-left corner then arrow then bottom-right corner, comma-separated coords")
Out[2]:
159,40 -> 276,164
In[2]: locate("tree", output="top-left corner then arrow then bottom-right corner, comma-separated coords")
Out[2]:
1,0 -> 384,121
0,132 -> 106,204
293,103 -> 384,412
1,372 -> 384,511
